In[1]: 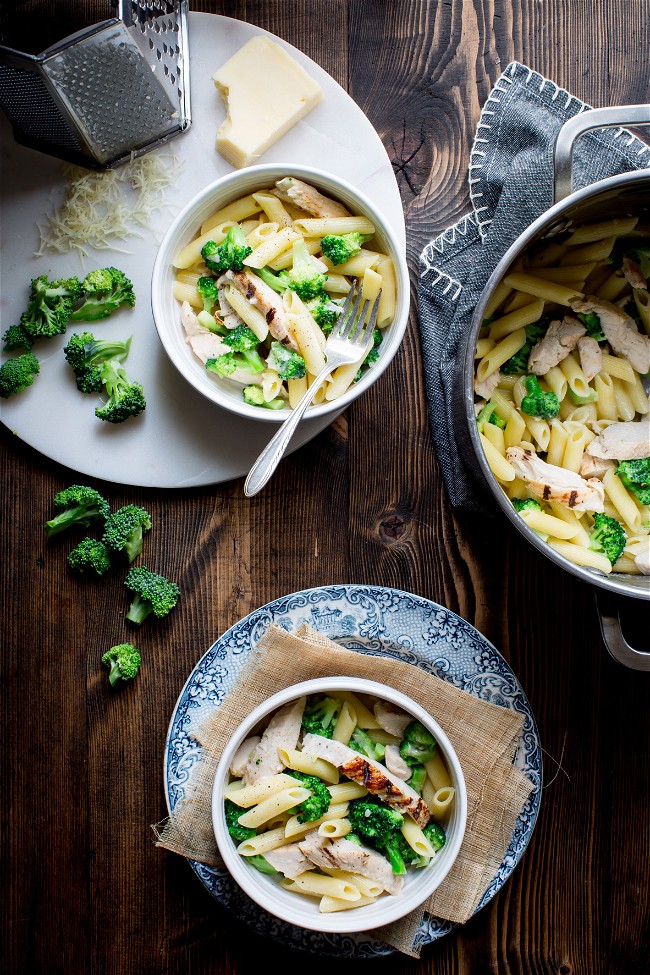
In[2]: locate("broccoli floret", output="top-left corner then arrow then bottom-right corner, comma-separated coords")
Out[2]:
45,484 -> 110,538
224,798 -> 256,842
206,350 -> 264,377
575,310 -> 605,342
301,695 -> 341,738
502,319 -> 549,375
348,798 -> 406,873
350,726 -> 384,760
399,721 -> 437,766
476,400 -> 506,432
346,832 -> 362,846
285,238 -> 328,300
0,352 -> 40,398
306,294 -> 344,333
266,340 -> 306,380
101,643 -> 141,686
64,332 -> 132,394
376,830 -> 422,874
70,268 -> 135,322
423,821 -> 446,852
512,498 -> 542,513
67,537 -> 111,576
290,772 -> 332,823
2,322 -> 33,352
408,765 -> 427,795
196,276 -> 219,314
94,358 -> 146,423
20,275 -> 81,339
247,855 -> 279,875
201,226 -> 252,274
567,387 -> 599,405
255,266 -> 290,294
242,385 -> 285,409
617,458 -> 650,506
589,513 -> 627,565
220,325 -> 265,372
320,232 -> 373,266
102,504 -> 152,563
520,375 -> 560,419
124,565 -> 180,624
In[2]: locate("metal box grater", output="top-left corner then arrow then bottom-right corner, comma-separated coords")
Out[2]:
0,0 -> 191,169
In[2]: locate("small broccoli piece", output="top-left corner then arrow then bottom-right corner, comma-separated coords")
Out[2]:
196,276 -> 219,314
589,513 -> 627,565
617,458 -> 650,506
70,268 -> 135,322
256,266 -> 290,294
376,830 -> 422,874
94,358 -> 146,423
222,325 -> 265,372
350,727 -> 383,760
408,765 -> 427,795
306,294 -> 344,333
399,721 -> 437,766
206,350 -> 264,377
20,275 -> 81,339
348,798 -> 406,874
502,319 -> 549,375
2,322 -> 33,352
285,238 -> 328,300
124,565 -> 180,625
290,772 -> 331,823
520,375 -> 560,420
320,232 -> 373,266
346,832 -> 362,846
67,537 -> 111,576
242,385 -> 285,409
266,340 -> 307,380
512,498 -> 542,513
423,821 -> 446,852
102,504 -> 152,563
567,387 -> 598,405
575,310 -> 605,342
64,331 -> 132,394
224,798 -> 256,842
45,484 -> 110,538
476,400 -> 507,432
247,855 -> 279,875
101,643 -> 141,686
301,695 -> 341,738
354,329 -> 383,382
201,226 -> 252,274
0,352 -> 40,398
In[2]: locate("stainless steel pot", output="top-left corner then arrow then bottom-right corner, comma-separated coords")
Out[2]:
464,105 -> 650,671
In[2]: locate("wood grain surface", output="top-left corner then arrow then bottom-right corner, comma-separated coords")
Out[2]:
1,2 -> 649,973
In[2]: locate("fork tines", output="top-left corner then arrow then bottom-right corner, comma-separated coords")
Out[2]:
332,282 -> 382,348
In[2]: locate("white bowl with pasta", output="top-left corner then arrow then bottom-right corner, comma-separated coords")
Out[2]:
211,676 -> 467,934
151,165 -> 409,422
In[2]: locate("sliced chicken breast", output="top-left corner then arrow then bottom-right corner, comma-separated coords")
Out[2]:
264,842 -> 313,879
577,335 -> 603,381
633,538 -> 650,575
474,369 -> 501,400
384,744 -> 412,780
373,701 -> 412,738
301,733 -> 430,826
229,736 -> 261,778
243,697 -> 306,784
298,832 -> 404,895
272,177 -> 348,218
506,446 -> 605,511
579,454 -> 615,479
586,419 -> 650,461
527,317 -> 586,375
223,270 -> 299,351
622,256 -> 647,290
570,295 -> 650,374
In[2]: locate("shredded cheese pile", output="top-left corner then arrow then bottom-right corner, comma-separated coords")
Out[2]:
35,154 -> 180,257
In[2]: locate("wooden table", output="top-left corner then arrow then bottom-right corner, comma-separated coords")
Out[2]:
2,2 -> 649,972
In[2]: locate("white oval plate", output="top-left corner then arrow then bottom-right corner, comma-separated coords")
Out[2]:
164,585 -> 542,957
0,14 -> 405,487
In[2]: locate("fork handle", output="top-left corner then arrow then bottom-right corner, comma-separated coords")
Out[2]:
244,364 -> 334,497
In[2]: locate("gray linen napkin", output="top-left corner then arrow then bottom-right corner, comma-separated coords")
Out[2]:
417,61 -> 650,513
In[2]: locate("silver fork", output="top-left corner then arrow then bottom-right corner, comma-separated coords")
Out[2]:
244,284 -> 380,497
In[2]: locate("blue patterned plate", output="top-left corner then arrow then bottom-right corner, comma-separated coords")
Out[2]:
164,585 -> 542,957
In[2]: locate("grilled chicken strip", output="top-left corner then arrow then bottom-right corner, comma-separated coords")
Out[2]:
272,177 -> 348,218
527,317 -> 586,374
243,697 -> 306,784
586,419 -> 650,461
222,270 -> 299,351
506,446 -> 605,511
301,733 -> 430,826
622,256 -> 647,290
570,295 -> 650,374
298,832 -> 405,895
264,842 -> 313,880
577,335 -> 603,381
373,701 -> 412,738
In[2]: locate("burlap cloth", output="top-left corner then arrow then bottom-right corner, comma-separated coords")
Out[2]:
154,623 -> 536,957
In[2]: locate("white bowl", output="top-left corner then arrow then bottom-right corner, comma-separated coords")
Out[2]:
211,676 -> 467,934
151,164 -> 410,422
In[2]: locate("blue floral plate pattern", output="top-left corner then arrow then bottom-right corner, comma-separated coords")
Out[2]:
164,585 -> 542,958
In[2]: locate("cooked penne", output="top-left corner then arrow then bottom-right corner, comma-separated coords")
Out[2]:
238,787 -> 312,828
200,194 -> 261,234
327,782 -> 369,803
277,746 -> 340,784
243,226 -> 298,268
319,894 -> 378,913
236,828 -> 291,857
318,818 -> 352,838
476,328 -> 527,382
593,373 -> 618,421
429,786 -> 456,819
222,284 -> 269,341
502,271 -> 583,306
284,803 -> 349,839
401,819 -> 438,858
520,508 -> 581,540
558,236 -> 616,264
225,773 -> 303,807
252,191 -> 293,227
332,700 -> 357,745
334,691 -> 381,729
564,217 -> 637,245
488,298 -> 545,340
548,540 -> 612,574
173,223 -> 234,269
292,216 -> 375,237
600,353 -> 636,383
282,873 -> 362,901
480,432 -> 516,482
603,468 -> 645,533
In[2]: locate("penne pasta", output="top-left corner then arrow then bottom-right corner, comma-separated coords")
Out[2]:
292,216 -> 375,237
502,271 -> 583,306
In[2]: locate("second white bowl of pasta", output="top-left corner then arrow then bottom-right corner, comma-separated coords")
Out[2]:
152,165 -> 409,422
211,676 -> 467,934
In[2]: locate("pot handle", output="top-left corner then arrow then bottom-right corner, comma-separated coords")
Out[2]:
554,104 -> 650,203
594,589 -> 650,671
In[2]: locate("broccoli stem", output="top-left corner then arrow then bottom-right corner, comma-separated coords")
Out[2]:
126,594 -> 151,625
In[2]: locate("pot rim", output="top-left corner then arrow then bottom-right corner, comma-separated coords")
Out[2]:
464,169 -> 650,601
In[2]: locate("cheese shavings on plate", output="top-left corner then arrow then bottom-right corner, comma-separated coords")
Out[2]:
213,35 -> 323,168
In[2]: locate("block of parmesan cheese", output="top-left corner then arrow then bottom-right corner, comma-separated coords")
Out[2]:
213,35 -> 323,168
